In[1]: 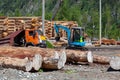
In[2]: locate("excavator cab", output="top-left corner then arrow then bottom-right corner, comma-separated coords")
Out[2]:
25,29 -> 47,48
70,27 -> 85,47
71,27 -> 84,42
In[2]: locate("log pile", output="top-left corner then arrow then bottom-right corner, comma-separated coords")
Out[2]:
0,46 -> 67,71
101,38 -> 117,45
0,16 -> 78,38
0,46 -> 94,71
94,38 -> 120,45
116,41 -> 120,45
0,45 -> 115,72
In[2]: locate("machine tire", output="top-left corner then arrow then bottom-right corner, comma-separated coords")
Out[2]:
20,36 -> 26,46
26,43 -> 34,47
36,44 -> 47,48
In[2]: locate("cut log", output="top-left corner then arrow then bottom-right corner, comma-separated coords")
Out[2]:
0,46 -> 66,70
42,51 -> 66,69
25,60 -> 33,71
87,51 -> 93,63
0,46 -> 112,70
66,50 -> 93,63
0,46 -> 43,71
93,54 -> 110,64
0,57 -> 30,71
32,54 -> 42,71
29,47 -> 67,69
66,49 -> 110,64
0,53 -> 42,72
110,56 -> 120,70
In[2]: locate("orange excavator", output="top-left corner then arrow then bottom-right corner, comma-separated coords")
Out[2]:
23,29 -> 47,47
0,28 -> 47,48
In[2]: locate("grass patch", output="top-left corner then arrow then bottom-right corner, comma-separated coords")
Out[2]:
65,69 -> 76,74
46,40 -> 54,48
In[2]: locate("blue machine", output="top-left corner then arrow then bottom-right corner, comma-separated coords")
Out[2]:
54,24 -> 86,47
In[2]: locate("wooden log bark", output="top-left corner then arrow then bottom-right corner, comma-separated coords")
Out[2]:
93,54 -> 110,64
42,51 -> 66,69
0,46 -> 112,72
65,49 -> 110,64
29,47 -> 67,69
0,53 -> 42,72
0,57 -> 28,71
66,50 -> 93,63
0,46 -> 43,71
0,46 -> 66,71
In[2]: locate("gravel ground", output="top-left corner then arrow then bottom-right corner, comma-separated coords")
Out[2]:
0,47 -> 120,80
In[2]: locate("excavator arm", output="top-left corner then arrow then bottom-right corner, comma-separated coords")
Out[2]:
54,24 -> 71,44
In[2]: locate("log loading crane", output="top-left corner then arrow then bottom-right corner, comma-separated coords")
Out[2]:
54,24 -> 86,47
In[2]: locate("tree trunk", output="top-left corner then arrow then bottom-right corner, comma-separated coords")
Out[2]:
0,46 -> 43,71
65,49 -> 110,64
66,50 -> 93,63
42,51 -> 66,69
0,57 -> 29,71
0,53 -> 42,71
0,46 -> 66,71
93,54 -> 110,64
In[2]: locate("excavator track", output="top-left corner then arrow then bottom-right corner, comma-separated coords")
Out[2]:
66,46 -> 88,51
55,44 -> 120,51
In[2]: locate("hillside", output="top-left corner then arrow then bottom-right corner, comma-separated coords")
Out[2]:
0,0 -> 120,39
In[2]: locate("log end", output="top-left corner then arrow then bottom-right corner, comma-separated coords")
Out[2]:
25,61 -> 33,72
32,54 -> 42,71
58,51 -> 66,69
42,50 -> 66,70
87,51 -> 93,63
110,56 -> 120,70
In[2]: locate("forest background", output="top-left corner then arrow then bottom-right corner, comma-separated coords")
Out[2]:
0,0 -> 120,40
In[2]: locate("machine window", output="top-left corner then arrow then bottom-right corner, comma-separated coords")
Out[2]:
37,30 -> 43,35
29,31 -> 34,36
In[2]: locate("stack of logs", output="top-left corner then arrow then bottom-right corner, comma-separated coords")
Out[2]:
94,38 -> 120,45
0,16 -> 78,38
0,46 -> 119,72
0,46 -> 67,71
